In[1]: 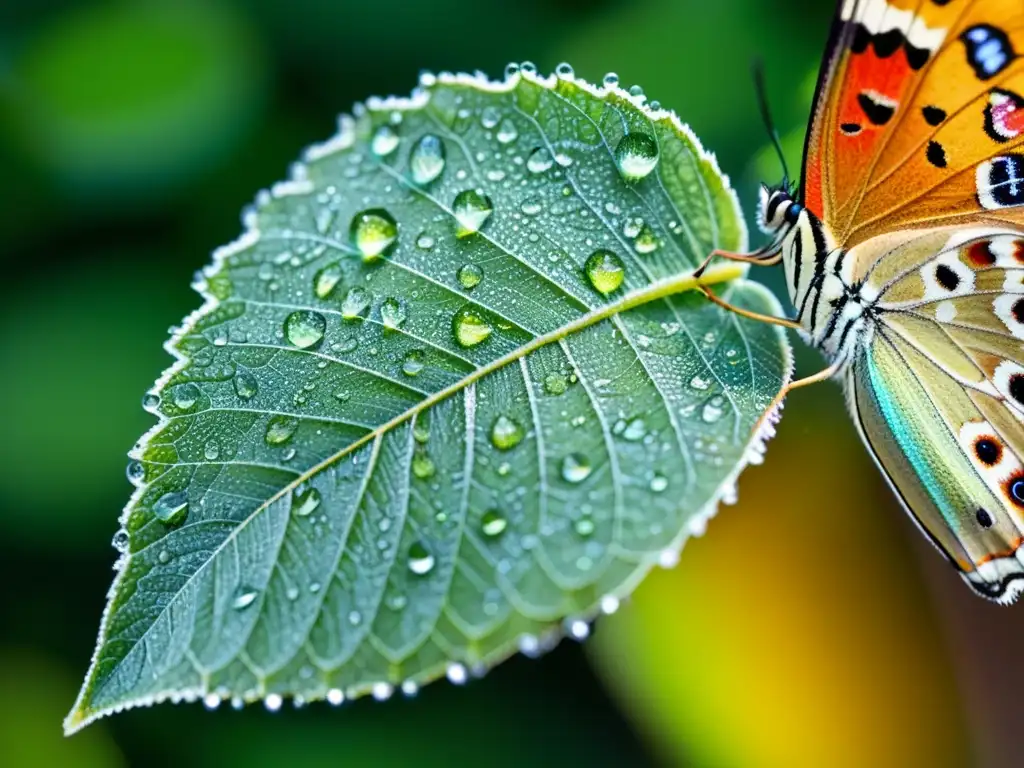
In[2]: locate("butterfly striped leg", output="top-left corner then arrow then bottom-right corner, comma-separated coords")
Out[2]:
697,284 -> 802,331
693,247 -> 784,279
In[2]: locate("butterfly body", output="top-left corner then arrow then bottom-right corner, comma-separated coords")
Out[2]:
756,0 -> 1024,603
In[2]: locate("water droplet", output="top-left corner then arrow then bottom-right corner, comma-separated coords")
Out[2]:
234,370 -> 259,400
412,452 -> 435,479
372,682 -> 394,701
413,421 -> 430,443
574,518 -> 595,537
490,415 -> 524,450
126,460 -> 145,485
496,118 -> 518,144
408,541 -> 435,575
452,189 -> 494,237
544,373 -> 568,395
112,529 -> 129,552
689,375 -> 710,391
350,208 -> 398,261
567,619 -> 590,640
457,263 -> 483,289
380,297 -> 407,330
615,132 -> 659,182
326,688 -> 345,706
702,396 -> 725,423
603,72 -> 620,88
650,474 -> 668,492
286,586 -> 299,600
527,147 -> 554,174
204,440 -> 221,461
371,124 -> 399,157
313,263 -> 344,298
401,680 -> 419,697
555,62 -> 574,79
284,310 -> 326,349
446,663 -> 468,684
452,306 -> 492,347
264,693 -> 282,711
232,586 -> 259,610
561,453 -> 592,483
600,595 -> 620,614
481,509 -> 508,538
172,383 -> 200,411
293,487 -> 322,517
141,392 -> 160,412
585,250 -> 625,295
341,287 -> 370,320
265,415 -> 299,445
481,106 -> 501,129
204,693 -> 221,710
633,224 -> 659,254
402,349 -> 425,377
154,490 -> 188,525
621,418 -> 646,442
410,134 -> 446,185
416,233 -> 435,250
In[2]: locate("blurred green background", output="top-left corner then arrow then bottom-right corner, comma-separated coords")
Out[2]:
1,0 -> 1021,765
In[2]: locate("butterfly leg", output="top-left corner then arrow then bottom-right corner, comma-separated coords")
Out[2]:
754,361 -> 842,434
698,285 -> 801,330
693,248 -> 783,279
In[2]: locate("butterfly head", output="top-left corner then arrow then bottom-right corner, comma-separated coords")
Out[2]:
756,183 -> 803,238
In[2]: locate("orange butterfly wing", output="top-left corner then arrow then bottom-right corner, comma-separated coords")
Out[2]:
801,0 -> 1024,246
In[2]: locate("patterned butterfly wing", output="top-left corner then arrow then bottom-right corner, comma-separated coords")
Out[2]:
851,228 -> 1024,601
802,0 -> 1024,246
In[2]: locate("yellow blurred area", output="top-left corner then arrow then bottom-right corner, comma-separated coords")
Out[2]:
590,387 -> 973,767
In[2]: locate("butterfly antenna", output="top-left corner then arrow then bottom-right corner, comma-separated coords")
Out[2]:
752,59 -> 791,190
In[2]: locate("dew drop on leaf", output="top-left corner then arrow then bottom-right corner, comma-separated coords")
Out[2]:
292,487 -> 322,517
284,310 -> 326,349
457,263 -> 483,289
141,392 -> 161,412
154,490 -> 189,525
452,189 -> 494,237
633,224 -> 659,254
585,249 -> 625,295
126,460 -> 145,485
341,287 -> 370,320
313,262 -> 344,299
615,132 -> 659,182
526,147 -> 554,174
111,529 -> 129,553
408,541 -> 436,575
232,587 -> 259,610
171,382 -> 200,411
496,118 -> 518,144
350,208 -> 398,261
402,349 -> 425,377
702,396 -> 725,423
650,474 -> 669,492
265,415 -> 299,445
204,440 -> 220,461
380,297 -> 407,329
621,418 -> 646,442
490,415 -> 524,450
544,373 -> 568,395
409,134 -> 446,185
452,305 -> 492,347
574,518 -> 595,537
412,452 -> 435,479
371,124 -> 399,157
233,370 -> 259,400
481,509 -> 508,538
561,453 -> 592,483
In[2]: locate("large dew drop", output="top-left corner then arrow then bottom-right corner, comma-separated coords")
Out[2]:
452,306 -> 492,347
293,487 -> 322,517
154,490 -> 189,525
341,287 -> 370,320
380,297 -> 407,330
457,263 -> 483,289
490,415 -> 524,450
526,147 -> 554,174
452,189 -> 494,238
408,541 -> 436,575
409,134 -> 446,185
615,132 -> 659,182
585,250 -> 625,295
371,124 -> 399,157
265,415 -> 299,445
232,586 -> 259,610
171,383 -> 200,411
350,209 -> 398,261
561,453 -> 592,483
313,262 -> 344,299
233,370 -> 259,400
481,509 -> 508,538
284,310 -> 327,349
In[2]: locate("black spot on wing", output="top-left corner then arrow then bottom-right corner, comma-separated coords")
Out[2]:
922,105 -> 946,126
858,92 -> 896,125
935,264 -> 960,290
927,141 -> 948,168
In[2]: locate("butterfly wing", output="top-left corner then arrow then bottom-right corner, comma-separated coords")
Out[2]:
851,228 -> 1024,601
802,0 -> 1024,245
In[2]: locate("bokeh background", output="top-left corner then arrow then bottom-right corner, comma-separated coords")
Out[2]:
1,0 -> 1021,765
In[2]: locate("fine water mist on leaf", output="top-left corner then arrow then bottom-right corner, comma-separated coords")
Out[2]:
65,64 -> 791,733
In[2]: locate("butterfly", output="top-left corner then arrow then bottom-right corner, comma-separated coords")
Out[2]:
699,0 -> 1024,603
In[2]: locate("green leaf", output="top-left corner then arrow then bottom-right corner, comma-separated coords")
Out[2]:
66,66 -> 791,733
